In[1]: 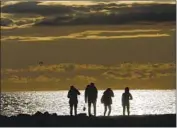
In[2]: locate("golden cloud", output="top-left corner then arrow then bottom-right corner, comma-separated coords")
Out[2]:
2,63 -> 175,82
7,75 -> 28,83
70,75 -> 97,82
35,75 -> 60,82
5,75 -> 61,83
1,29 -> 170,42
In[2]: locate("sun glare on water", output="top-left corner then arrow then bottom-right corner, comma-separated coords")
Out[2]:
1,90 -> 175,116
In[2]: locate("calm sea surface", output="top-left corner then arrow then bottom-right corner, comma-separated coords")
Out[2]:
1,90 -> 176,116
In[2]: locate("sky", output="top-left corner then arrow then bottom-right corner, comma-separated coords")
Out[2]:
1,0 -> 176,91
1,0 -> 175,28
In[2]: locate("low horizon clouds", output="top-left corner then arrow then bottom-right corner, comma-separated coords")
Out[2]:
2,63 -> 175,83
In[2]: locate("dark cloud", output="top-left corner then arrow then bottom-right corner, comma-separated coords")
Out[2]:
36,3 -> 176,26
1,18 -> 14,26
1,1 -> 74,15
1,2 -> 176,26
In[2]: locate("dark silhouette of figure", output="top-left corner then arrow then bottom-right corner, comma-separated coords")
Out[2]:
85,83 -> 98,116
101,88 -> 114,116
122,87 -> 133,116
67,86 -> 80,116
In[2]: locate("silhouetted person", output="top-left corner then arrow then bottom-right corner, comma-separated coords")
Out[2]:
67,86 -> 80,116
85,83 -> 98,116
101,88 -> 114,116
122,87 -> 133,116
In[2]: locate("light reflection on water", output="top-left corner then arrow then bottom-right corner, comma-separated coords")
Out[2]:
1,90 -> 176,116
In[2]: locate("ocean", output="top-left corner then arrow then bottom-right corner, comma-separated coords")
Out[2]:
1,90 -> 175,117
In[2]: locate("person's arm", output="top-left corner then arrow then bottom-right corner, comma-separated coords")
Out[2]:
129,93 -> 133,100
96,88 -> 98,99
77,89 -> 80,95
67,90 -> 70,98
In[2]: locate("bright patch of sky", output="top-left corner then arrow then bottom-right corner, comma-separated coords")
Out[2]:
1,29 -> 170,42
1,0 -> 175,7
38,0 -> 175,6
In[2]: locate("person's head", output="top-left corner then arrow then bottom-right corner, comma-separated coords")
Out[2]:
125,87 -> 129,93
104,88 -> 111,94
106,88 -> 111,91
90,82 -> 95,87
70,85 -> 74,90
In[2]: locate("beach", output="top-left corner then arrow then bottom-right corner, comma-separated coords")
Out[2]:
0,112 -> 175,127
1,2 -> 176,127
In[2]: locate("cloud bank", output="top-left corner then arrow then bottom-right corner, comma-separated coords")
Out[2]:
1,1 -> 175,28
2,63 -> 175,80
1,29 -> 170,41
2,63 -> 175,90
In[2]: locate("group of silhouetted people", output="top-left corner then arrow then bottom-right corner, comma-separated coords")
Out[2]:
67,82 -> 133,116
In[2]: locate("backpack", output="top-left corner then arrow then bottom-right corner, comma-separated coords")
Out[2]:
101,95 -> 104,103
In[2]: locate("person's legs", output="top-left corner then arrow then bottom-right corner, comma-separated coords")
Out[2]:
108,105 -> 111,116
123,105 -> 125,116
74,104 -> 77,116
70,104 -> 73,116
93,101 -> 96,116
127,104 -> 130,116
88,101 -> 92,116
104,104 -> 107,116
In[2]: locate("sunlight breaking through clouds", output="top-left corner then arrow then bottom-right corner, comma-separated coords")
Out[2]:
1,13 -> 44,30
38,1 -> 175,6
38,1 -> 98,6
1,1 -> 175,29
1,1 -> 21,7
78,34 -> 169,40
1,29 -> 170,42
1,23 -> 36,30
2,0 -> 175,7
